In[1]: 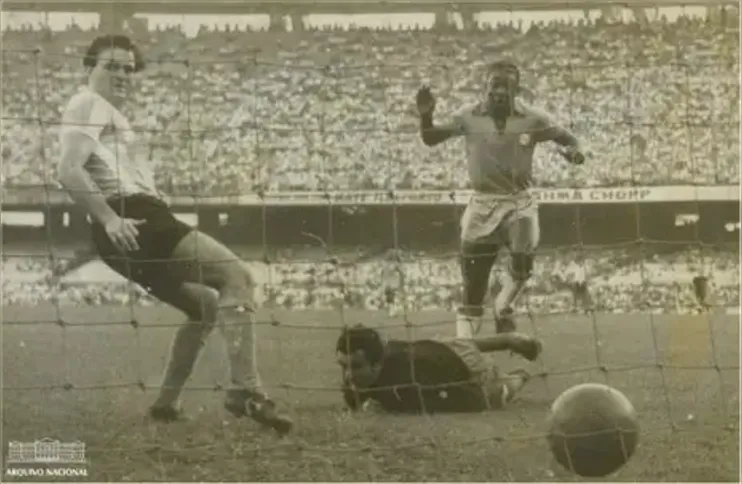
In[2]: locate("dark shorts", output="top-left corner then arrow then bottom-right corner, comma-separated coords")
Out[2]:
693,276 -> 708,301
574,282 -> 588,294
384,287 -> 396,305
91,194 -> 193,294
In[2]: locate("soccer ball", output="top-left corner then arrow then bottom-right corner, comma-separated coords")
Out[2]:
546,383 -> 639,477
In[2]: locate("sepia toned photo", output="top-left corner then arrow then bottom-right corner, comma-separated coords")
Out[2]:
1,0 -> 739,481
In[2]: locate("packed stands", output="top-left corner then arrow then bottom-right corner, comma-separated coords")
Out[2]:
2,14 -> 739,194
3,15 -> 738,316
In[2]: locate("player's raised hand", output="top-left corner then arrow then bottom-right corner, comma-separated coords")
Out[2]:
416,85 -> 436,116
558,146 -> 585,165
105,217 -> 145,253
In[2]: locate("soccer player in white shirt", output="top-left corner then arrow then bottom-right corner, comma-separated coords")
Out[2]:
57,35 -> 290,434
381,250 -> 405,317
566,258 -> 591,313
416,60 -> 585,338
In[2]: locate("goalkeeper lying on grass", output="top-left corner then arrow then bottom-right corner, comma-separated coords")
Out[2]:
336,325 -> 541,413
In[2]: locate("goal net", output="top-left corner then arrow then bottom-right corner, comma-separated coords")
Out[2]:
1,2 -> 740,481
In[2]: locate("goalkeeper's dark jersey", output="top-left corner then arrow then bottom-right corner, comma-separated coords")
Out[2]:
343,340 -> 490,413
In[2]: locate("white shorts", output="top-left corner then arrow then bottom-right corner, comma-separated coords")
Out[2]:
460,191 -> 540,252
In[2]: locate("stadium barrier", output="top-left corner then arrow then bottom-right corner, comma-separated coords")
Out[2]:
2,184 -> 739,248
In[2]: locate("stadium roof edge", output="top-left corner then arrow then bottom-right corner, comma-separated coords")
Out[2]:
2,0 -> 736,13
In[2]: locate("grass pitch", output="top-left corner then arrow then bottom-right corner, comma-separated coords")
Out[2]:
2,306 -> 739,481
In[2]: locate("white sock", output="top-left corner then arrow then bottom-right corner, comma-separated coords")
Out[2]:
455,312 -> 482,339
219,305 -> 262,393
456,318 -> 472,339
494,272 -> 526,317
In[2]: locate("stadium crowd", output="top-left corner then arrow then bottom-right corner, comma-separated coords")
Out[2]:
3,247 -> 739,315
2,13 -> 739,194
2,14 -> 738,317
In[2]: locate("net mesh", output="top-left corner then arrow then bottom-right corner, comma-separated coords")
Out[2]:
1,3 -> 740,481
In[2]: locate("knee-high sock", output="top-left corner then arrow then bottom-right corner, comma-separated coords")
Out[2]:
219,304 -> 262,394
460,242 -> 499,318
154,320 -> 212,408
494,270 -> 527,317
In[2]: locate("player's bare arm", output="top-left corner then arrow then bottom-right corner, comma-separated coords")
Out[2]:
416,86 -> 463,146
552,130 -> 585,165
59,133 -> 117,226
58,105 -> 143,253
531,113 -> 585,165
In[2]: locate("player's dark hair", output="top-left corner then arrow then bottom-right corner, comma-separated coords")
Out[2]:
336,325 -> 384,365
83,34 -> 145,72
487,59 -> 520,84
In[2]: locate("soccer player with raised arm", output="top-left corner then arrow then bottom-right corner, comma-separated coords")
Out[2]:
57,34 -> 291,434
416,60 -> 585,338
336,324 -> 541,413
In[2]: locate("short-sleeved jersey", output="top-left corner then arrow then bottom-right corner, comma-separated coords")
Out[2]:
565,261 -> 586,284
451,99 -> 565,194
343,339 -> 494,413
59,87 -> 158,199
